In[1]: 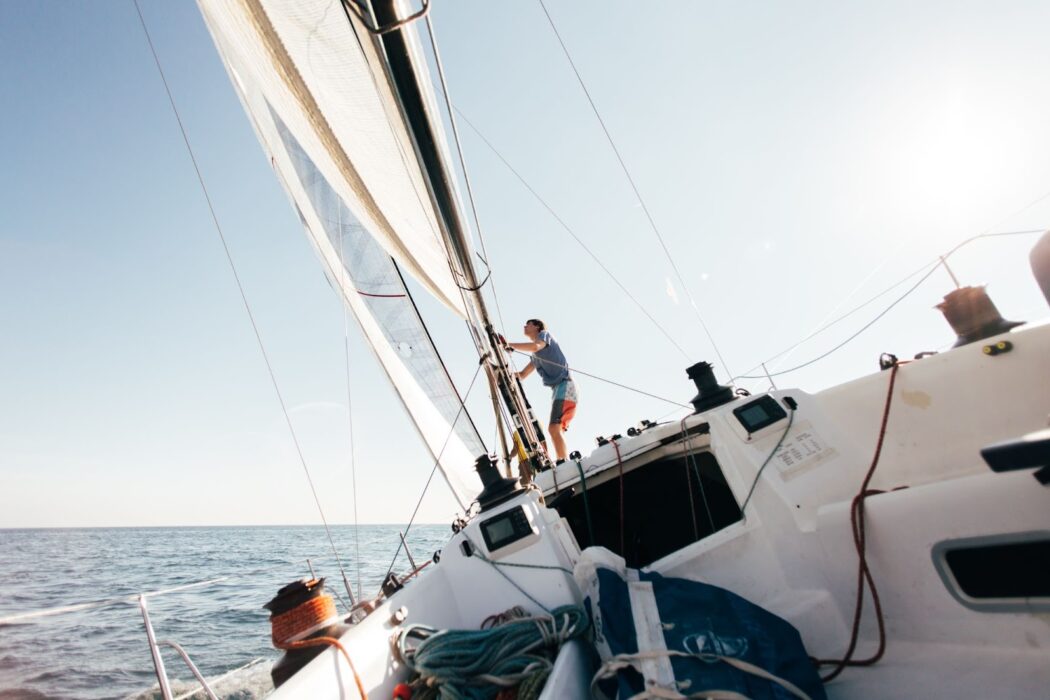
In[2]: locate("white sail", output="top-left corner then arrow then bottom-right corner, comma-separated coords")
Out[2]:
199,0 -> 486,506
198,0 -> 468,315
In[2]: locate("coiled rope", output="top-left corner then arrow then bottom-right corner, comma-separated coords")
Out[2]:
394,605 -> 589,700
269,589 -> 368,699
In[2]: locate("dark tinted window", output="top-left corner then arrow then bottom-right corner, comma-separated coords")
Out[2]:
945,540 -> 1050,599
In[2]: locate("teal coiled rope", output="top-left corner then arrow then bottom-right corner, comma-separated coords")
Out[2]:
395,604 -> 589,700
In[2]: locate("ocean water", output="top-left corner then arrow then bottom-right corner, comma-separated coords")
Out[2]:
0,525 -> 450,700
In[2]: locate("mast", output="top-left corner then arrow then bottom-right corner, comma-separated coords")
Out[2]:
362,0 -> 549,474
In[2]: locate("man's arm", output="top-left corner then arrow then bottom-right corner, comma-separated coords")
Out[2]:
516,363 -> 536,381
507,340 -> 546,353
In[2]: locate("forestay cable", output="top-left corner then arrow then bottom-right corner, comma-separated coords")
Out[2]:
537,0 -> 733,377
132,0 -> 356,603
381,363 -> 486,586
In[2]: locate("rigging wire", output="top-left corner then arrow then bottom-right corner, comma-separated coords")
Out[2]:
506,348 -> 690,408
536,0 -> 732,376
454,107 -> 692,360
738,264 -> 945,381
337,236 -> 364,602
680,418 -> 717,536
734,258 -> 940,381
132,0 -> 357,604
767,240 -> 925,375
739,409 -> 796,516
381,363 -> 486,586
423,15 -> 510,337
732,228 -> 1046,381
392,264 -> 488,452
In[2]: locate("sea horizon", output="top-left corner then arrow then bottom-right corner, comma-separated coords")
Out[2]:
0,522 -> 448,531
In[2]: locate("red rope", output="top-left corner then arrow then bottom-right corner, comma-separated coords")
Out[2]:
818,363 -> 899,682
356,291 -> 406,298
612,440 -> 626,554
270,593 -> 369,698
278,636 -> 369,699
398,559 -> 432,585
270,594 -> 337,646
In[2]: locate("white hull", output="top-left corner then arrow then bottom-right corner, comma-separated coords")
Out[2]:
271,322 -> 1050,698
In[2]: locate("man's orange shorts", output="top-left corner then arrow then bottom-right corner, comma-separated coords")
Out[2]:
550,378 -> 578,431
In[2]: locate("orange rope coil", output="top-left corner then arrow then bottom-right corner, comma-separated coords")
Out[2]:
270,593 -> 338,645
269,591 -> 369,699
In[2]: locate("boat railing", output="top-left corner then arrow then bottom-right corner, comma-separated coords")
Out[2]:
159,639 -> 220,700
0,576 -> 235,700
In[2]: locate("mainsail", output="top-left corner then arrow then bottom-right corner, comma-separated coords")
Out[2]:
198,0 -> 489,506
198,0 -> 467,314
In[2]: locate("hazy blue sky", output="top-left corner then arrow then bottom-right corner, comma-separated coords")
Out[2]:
3,1 -> 1050,528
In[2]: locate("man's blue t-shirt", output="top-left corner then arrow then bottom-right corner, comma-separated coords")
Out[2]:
531,330 -> 570,386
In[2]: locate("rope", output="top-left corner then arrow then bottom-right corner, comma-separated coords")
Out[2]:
337,233 -> 363,604
515,667 -> 551,700
464,536 -> 573,613
423,17 -> 510,336
683,452 -> 700,541
573,458 -> 596,546
737,264 -> 943,380
612,440 -> 626,554
341,0 -> 429,36
394,605 -> 589,700
471,550 -> 573,577
269,594 -> 339,646
278,636 -> 368,699
816,363 -> 899,681
537,0 -> 732,376
381,364 -> 485,588
732,228 -> 1046,382
680,418 -> 716,536
454,108 -> 691,360
132,0 -> 356,598
738,408 -> 796,516
270,590 -> 369,698
507,348 -> 689,408
592,649 -> 813,700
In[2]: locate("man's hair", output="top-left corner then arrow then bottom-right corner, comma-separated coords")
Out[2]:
526,318 -> 546,332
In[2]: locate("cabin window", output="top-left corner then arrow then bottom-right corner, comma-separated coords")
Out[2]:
933,533 -> 1050,611
554,451 -> 741,568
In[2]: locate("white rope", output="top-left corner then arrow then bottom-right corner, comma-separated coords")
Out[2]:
591,649 -> 813,700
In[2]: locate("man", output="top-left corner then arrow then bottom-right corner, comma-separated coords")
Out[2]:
505,319 -> 578,464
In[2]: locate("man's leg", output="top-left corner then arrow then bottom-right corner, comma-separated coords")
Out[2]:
548,422 -> 567,462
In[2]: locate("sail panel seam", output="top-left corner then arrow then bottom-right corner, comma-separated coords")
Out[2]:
235,0 -> 465,314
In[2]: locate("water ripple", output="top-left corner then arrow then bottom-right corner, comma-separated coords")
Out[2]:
0,525 -> 446,699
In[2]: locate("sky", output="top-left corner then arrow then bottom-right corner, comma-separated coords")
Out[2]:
2,0 -> 1050,528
